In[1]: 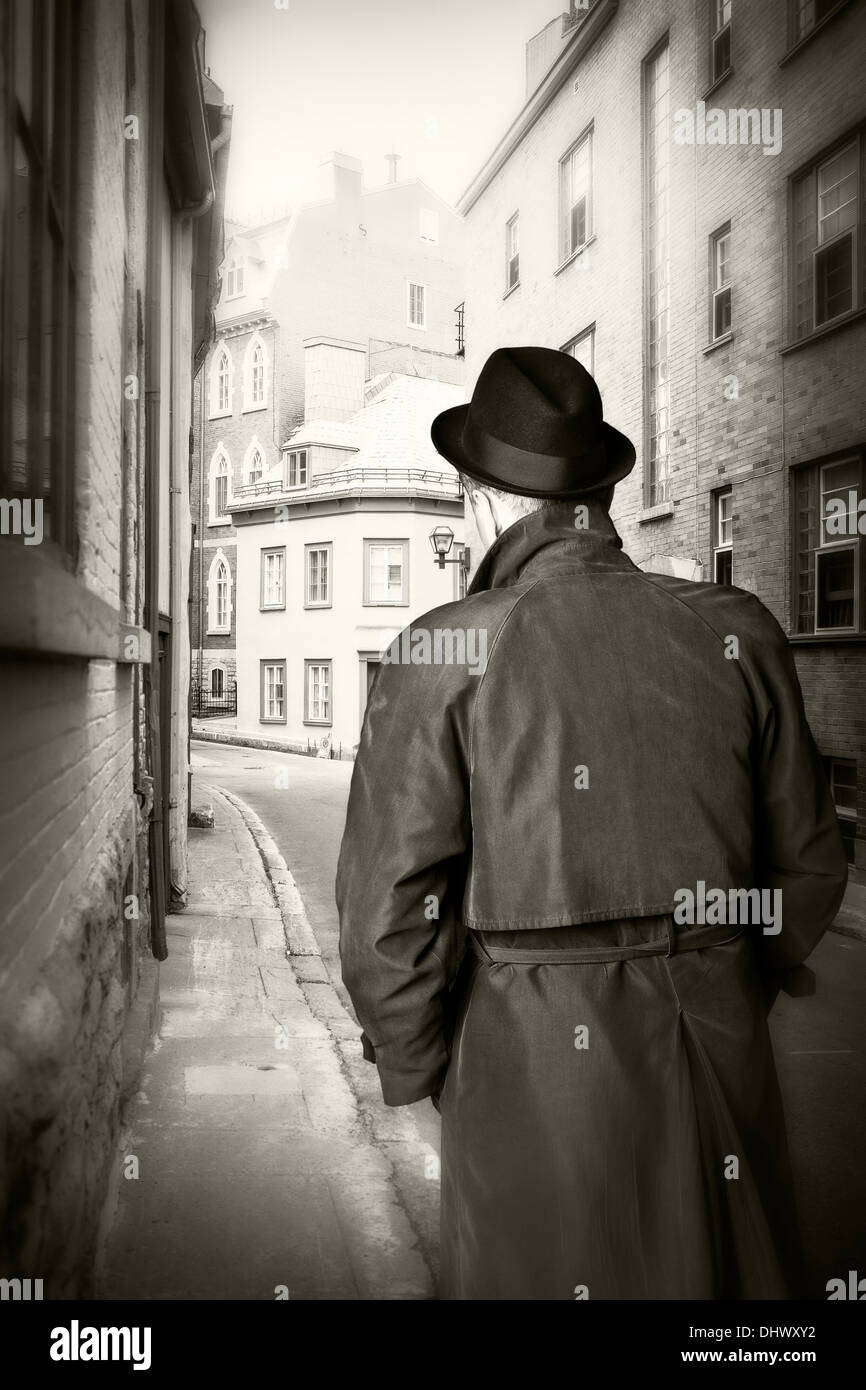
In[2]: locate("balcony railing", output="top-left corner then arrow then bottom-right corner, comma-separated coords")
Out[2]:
232,466 -> 463,506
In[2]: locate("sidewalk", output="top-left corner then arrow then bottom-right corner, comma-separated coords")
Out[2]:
192,716 -> 355,760
99,785 -> 438,1300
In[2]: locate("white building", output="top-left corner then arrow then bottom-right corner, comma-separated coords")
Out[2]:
228,341 -> 466,754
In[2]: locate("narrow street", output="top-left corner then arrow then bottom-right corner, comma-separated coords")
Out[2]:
189,739 -> 866,1298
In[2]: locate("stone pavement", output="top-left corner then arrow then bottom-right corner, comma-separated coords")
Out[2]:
99,784 -> 438,1300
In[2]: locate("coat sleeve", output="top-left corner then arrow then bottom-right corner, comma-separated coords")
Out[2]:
748,605 -> 849,975
335,637 -> 474,1106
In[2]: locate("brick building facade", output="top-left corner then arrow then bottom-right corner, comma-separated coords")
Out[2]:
190,155 -> 465,709
458,0 -> 866,885
0,0 -> 229,1294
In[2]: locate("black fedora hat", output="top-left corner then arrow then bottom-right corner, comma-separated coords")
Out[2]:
431,345 -> 635,498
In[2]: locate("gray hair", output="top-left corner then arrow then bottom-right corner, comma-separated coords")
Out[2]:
460,473 -> 614,515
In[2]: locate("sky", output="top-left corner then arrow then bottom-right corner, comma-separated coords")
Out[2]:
197,0 -> 563,220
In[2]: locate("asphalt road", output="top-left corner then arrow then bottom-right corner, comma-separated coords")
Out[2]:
191,739 -> 866,1297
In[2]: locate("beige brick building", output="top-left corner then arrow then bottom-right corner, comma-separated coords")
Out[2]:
190,155 -> 465,709
458,0 -> 866,884
0,0 -> 229,1293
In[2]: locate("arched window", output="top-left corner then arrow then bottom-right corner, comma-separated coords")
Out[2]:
246,439 -> 265,486
207,550 -> 233,634
210,665 -> 226,697
209,344 -> 233,417
209,446 -> 231,525
244,332 -> 268,410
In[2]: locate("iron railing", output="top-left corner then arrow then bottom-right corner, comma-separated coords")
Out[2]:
232,465 -> 462,505
191,677 -> 237,718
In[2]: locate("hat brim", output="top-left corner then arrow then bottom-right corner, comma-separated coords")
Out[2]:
431,404 -> 636,498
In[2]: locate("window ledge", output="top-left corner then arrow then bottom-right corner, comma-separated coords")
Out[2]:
0,543 -> 152,662
304,602 -> 332,610
209,408 -> 233,421
555,235 -> 597,277
242,402 -> 268,414
208,517 -> 232,528
503,281 -> 521,300
781,306 -> 866,355
259,718 -> 287,725
638,501 -> 675,524
303,720 -> 333,728
207,627 -> 231,637
702,68 -> 734,102
260,605 -> 286,612
703,332 -> 734,355
778,0 -> 854,65
789,632 -> 866,646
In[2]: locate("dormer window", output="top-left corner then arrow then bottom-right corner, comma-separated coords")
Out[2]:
287,449 -> 308,489
226,257 -> 245,299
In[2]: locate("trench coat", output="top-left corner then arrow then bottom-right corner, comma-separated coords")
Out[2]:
335,498 -> 848,1299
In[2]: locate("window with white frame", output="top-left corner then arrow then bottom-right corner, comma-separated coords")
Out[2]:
793,453 -> 864,634
209,447 -> 231,525
260,547 -> 285,609
260,660 -> 286,722
243,334 -> 267,410
792,137 -> 861,340
710,224 -> 732,341
207,550 -> 232,633
306,543 -> 332,607
305,660 -> 332,724
408,281 -> 426,329
210,345 -> 233,417
559,128 -> 593,264
710,0 -> 732,84
245,440 -> 265,486
712,487 -> 733,584
562,325 -> 595,376
225,256 -> 245,299
365,539 -> 408,605
506,213 -> 520,290
419,208 -> 439,243
286,449 -> 308,488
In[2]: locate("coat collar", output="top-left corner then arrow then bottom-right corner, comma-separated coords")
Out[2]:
466,497 -> 637,596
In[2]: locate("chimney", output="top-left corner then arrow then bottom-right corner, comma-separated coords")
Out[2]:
303,337 -> 367,424
525,13 -> 572,98
319,151 -> 363,211
385,152 -> 401,184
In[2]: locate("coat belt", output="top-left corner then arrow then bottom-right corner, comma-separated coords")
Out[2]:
468,921 -> 747,965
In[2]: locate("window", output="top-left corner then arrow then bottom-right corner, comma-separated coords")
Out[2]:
710,224 -> 732,340
506,213 -> 520,290
454,546 -> 468,601
244,334 -> 266,410
207,550 -> 232,634
225,256 -> 244,299
710,0 -> 732,84
210,447 -> 230,524
1,0 -> 80,554
210,345 -> 233,416
821,756 -> 858,862
419,207 -> 439,243
210,665 -> 225,698
260,660 -> 286,723
793,454 -> 864,634
305,543 -> 332,607
559,128 -> 593,264
790,0 -> 842,43
712,487 -> 733,584
364,539 -> 409,605
304,660 -> 332,724
260,547 -> 285,609
287,449 -> 308,488
246,441 -> 265,486
644,41 -> 671,506
792,137 -> 861,339
408,281 -> 426,329
562,325 -> 595,376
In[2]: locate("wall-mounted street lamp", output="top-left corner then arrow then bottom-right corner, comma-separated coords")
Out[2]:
429,525 -> 470,573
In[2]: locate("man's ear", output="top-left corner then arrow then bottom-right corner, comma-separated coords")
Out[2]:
466,483 -> 501,547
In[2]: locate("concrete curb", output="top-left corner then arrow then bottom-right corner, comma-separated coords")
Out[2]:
192,728 -> 355,761
219,787 -> 322,958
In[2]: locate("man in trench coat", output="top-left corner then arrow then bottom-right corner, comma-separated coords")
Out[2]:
335,346 -> 848,1300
